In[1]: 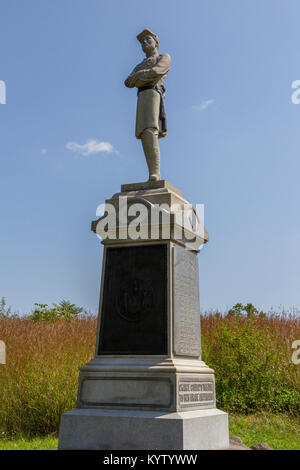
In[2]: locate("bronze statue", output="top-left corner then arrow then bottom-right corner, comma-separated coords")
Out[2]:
125,29 -> 171,181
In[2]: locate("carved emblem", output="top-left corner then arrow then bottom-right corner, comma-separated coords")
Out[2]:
115,278 -> 153,322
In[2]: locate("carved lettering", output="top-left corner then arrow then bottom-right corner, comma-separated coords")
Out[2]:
173,248 -> 201,357
178,380 -> 215,408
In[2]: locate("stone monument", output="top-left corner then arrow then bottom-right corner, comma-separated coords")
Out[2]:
58,29 -> 229,450
124,29 -> 170,182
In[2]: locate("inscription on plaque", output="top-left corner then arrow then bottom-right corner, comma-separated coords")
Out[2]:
173,246 -> 201,357
98,244 -> 168,355
178,379 -> 215,409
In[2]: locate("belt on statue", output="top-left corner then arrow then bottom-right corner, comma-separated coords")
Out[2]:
138,85 -> 158,94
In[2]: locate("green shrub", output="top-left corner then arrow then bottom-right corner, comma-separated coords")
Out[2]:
227,302 -> 266,319
0,297 -> 11,319
202,315 -> 300,414
28,300 -> 83,322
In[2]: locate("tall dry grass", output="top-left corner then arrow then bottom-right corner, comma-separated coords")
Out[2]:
0,317 -> 96,437
0,313 -> 299,437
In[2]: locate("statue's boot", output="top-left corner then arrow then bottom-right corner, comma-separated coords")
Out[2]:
141,128 -> 160,181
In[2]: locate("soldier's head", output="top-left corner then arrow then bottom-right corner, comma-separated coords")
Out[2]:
137,29 -> 159,56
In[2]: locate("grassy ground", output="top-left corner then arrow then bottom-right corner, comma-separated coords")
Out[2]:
229,413 -> 300,450
0,414 -> 298,450
0,435 -> 58,450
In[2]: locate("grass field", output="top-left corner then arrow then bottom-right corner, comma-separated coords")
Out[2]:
0,312 -> 299,443
229,413 -> 300,450
0,414 -> 298,450
0,435 -> 58,450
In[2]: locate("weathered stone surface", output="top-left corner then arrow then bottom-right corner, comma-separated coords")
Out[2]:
58,176 -> 228,449
78,376 -> 173,409
227,437 -> 273,451
58,408 -> 229,450
91,182 -> 209,249
76,355 -> 216,413
177,375 -> 215,410
0,341 -> 5,365
121,180 -> 183,197
230,436 -> 243,444
173,245 -> 201,357
228,436 -> 251,450
251,443 -> 273,450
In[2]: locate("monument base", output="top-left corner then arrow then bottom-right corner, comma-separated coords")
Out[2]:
58,408 -> 229,450
57,181 -> 229,450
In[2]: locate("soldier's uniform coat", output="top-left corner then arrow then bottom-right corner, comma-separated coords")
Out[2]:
127,54 -> 171,139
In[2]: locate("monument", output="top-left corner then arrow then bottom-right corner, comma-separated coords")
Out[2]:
58,29 -> 229,450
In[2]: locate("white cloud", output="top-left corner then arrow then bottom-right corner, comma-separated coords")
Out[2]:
66,139 -> 119,156
192,99 -> 215,111
0,80 -> 6,105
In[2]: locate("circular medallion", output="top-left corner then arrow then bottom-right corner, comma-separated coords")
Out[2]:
115,278 -> 153,322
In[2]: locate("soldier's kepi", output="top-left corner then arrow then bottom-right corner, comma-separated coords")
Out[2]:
125,29 -> 171,181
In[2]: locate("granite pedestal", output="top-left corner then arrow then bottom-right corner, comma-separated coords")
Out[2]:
58,180 -> 229,450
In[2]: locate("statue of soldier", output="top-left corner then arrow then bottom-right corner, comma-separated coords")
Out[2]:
125,29 -> 171,181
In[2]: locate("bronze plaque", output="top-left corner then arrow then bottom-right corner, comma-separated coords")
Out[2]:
98,244 -> 168,355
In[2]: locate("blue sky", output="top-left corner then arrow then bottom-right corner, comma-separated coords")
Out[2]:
1,0 -> 300,314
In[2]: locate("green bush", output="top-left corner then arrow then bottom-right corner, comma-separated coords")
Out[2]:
0,297 -> 11,319
202,315 -> 300,414
227,302 -> 266,319
28,300 -> 83,322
